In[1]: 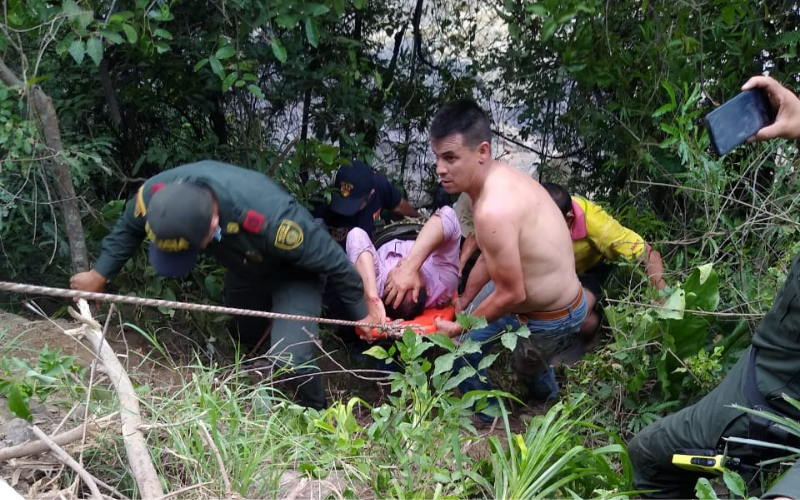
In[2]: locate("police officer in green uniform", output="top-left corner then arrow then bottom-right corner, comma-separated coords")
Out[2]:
629,76 -> 800,499
70,160 -> 379,410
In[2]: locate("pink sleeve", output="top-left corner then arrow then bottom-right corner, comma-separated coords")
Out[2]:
345,228 -> 376,265
436,206 -> 462,244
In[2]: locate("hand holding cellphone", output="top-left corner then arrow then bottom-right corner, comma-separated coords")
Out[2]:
704,88 -> 776,156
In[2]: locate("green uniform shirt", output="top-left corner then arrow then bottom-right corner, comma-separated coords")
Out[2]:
752,252 -> 800,419
94,160 -> 367,319
752,253 -> 800,498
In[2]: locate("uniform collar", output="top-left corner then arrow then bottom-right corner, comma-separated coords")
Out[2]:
570,198 -> 587,241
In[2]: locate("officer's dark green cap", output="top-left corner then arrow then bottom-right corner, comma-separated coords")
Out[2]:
145,183 -> 213,277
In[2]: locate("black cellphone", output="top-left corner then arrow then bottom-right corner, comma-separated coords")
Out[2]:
704,88 -> 776,156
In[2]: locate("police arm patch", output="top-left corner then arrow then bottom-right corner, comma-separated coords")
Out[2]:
243,210 -> 265,233
275,219 -> 304,250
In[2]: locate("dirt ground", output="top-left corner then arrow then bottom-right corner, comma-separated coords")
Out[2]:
0,309 -> 529,498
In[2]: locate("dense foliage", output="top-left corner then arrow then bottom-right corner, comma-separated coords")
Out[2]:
1,0 -> 800,497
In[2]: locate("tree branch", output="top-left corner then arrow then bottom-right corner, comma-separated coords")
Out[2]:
67,300 -> 164,500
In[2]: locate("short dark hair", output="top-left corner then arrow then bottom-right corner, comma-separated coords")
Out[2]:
385,287 -> 428,321
430,99 -> 492,149
542,182 -> 572,217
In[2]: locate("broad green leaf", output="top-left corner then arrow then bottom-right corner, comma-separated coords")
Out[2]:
305,18 -> 319,47
364,345 -> 388,359
271,38 -> 287,63
275,14 -> 299,28
222,72 -> 238,92
556,10 -> 578,24
352,0 -> 367,9
122,24 -> 138,44
77,11 -> 93,33
56,34 -> 76,58
433,352 -> 454,377
721,6 -> 737,26
109,11 -> 135,23
304,3 -> 330,16
525,3 -> 549,16
317,144 -> 339,164
215,46 -> 236,60
684,265 -> 720,312
658,288 -> 685,320
247,84 -> 264,99
68,40 -> 85,64
204,275 -> 222,298
696,263 -> 713,285
153,28 -> 173,40
426,333 -> 455,352
86,37 -> 103,66
62,0 -> 81,18
478,353 -> 499,371
722,469 -> 746,497
209,56 -> 223,77
154,42 -> 170,54
500,330 -> 518,351
194,58 -> 209,71
542,19 -> 557,41
6,384 -> 31,421
332,0 -> 346,15
99,29 -> 124,44
694,477 -> 717,499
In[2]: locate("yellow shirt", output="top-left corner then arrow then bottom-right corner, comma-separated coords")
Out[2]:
571,196 -> 648,274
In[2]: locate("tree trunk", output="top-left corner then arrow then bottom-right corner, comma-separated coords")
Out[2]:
399,0 -> 424,182
0,57 -> 89,274
98,59 -> 122,127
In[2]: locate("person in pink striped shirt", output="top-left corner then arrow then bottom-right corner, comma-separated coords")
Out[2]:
346,206 -> 461,340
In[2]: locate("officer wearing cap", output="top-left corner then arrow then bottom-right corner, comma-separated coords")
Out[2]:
313,160 -> 420,247
70,160 -> 380,410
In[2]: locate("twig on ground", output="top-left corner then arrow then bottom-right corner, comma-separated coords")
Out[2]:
79,304 -> 116,482
283,478 -> 308,500
197,420 -> 232,496
154,481 -> 212,500
29,424 -> 104,500
0,414 -> 115,462
66,300 -> 164,500
138,411 -> 207,431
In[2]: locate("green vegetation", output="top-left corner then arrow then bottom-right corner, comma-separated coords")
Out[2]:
1,0 -> 800,497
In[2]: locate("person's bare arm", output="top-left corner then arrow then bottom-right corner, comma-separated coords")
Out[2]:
644,248 -> 667,290
392,198 -> 421,218
457,253 -> 490,311
351,251 -> 387,341
384,212 -> 445,307
742,76 -> 800,141
470,217 -> 526,323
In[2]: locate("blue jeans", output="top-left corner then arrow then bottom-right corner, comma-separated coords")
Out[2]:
454,291 -> 587,409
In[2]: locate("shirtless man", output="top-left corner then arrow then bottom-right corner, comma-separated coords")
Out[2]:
406,98 -> 587,420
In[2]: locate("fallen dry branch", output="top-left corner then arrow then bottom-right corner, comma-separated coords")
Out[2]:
0,415 -> 115,462
30,425 -> 103,500
67,300 -> 164,500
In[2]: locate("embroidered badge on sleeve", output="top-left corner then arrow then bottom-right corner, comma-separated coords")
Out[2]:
275,219 -> 304,250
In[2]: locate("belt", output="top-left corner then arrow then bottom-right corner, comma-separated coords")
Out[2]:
516,288 -> 584,323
